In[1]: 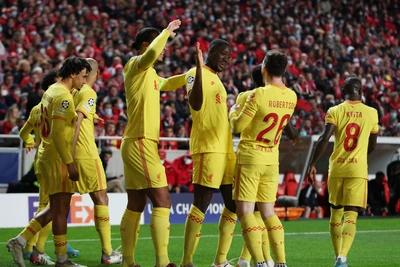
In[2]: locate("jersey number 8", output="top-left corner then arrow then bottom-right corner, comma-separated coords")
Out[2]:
344,123 -> 360,151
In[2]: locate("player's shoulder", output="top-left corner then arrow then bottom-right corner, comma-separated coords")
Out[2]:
361,103 -> 378,114
124,56 -> 139,72
186,67 -> 196,78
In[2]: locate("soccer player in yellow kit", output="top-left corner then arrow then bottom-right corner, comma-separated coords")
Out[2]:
19,70 -> 57,266
181,41 -> 237,267
307,77 -> 378,267
235,65 -> 299,267
7,57 -> 91,267
229,51 -> 297,267
71,58 -> 122,264
120,20 -> 185,267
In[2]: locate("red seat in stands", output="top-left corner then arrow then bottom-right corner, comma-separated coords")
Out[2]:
284,172 -> 298,196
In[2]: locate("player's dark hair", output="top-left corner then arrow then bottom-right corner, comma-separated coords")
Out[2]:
262,50 -> 287,77
57,57 -> 92,79
131,27 -> 160,50
343,77 -> 362,95
251,65 -> 265,87
41,69 -> 59,91
208,39 -> 230,54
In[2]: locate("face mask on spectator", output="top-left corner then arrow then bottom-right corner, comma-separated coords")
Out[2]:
105,108 -> 113,116
161,159 -> 165,165
288,60 -> 293,65
328,64 -> 333,69
73,33 -> 79,38
17,47 -> 23,54
106,51 -> 113,57
291,118 -> 296,125
317,98 -> 321,105
14,90 -> 21,96
118,103 -> 124,110
184,157 -> 193,165
55,43 -> 63,49
12,11 -> 18,17
300,130 -> 307,137
40,48 -> 45,54
227,99 -> 235,106
367,83 -> 373,89
391,112 -> 397,119
2,90 -> 8,96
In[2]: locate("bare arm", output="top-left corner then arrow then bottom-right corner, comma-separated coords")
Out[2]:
72,112 -> 85,159
307,123 -> 336,183
188,43 -> 203,111
367,133 -> 378,155
283,122 -> 299,145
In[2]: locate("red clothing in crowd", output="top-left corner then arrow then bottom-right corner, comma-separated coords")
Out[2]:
172,155 -> 194,192
163,160 -> 177,188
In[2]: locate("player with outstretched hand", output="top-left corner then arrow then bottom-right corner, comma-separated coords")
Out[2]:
120,19 -> 185,267
306,77 -> 378,267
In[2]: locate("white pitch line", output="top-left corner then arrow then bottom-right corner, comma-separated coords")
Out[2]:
1,229 -> 399,245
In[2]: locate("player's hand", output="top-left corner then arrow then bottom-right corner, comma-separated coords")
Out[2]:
291,137 -> 300,146
229,104 -> 241,114
67,163 -> 79,182
195,42 -> 203,67
166,19 -> 181,38
307,164 -> 317,184
175,186 -> 181,194
25,147 -> 33,154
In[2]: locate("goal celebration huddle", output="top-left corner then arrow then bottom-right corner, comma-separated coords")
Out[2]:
6,19 -> 378,267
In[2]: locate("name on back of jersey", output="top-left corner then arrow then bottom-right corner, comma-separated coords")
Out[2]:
346,111 -> 362,118
336,157 -> 358,163
269,100 -> 296,109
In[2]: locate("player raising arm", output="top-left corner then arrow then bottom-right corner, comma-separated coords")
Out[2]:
120,20 -> 184,267
181,41 -> 237,267
229,50 -> 297,267
7,57 -> 91,267
306,77 -> 378,267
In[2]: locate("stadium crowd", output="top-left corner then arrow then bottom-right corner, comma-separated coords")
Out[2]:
0,0 -> 399,140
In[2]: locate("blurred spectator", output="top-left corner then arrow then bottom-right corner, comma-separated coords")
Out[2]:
101,121 -> 121,148
0,0 -> 399,138
367,172 -> 389,216
176,125 -> 189,150
100,148 -> 125,193
299,180 -> 324,219
159,126 -> 177,150
158,149 -> 177,192
2,104 -> 20,134
171,151 -> 194,193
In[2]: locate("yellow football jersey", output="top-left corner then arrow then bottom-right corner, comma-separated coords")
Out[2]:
233,85 -> 297,165
186,66 -> 234,154
72,84 -> 98,159
325,100 -> 379,178
20,104 -> 41,148
37,83 -> 76,164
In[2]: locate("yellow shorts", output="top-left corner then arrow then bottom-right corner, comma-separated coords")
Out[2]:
36,173 -> 49,210
222,153 -> 236,185
192,153 -> 234,189
328,177 -> 368,209
233,164 -> 279,203
75,157 -> 107,194
121,138 -> 167,190
38,157 -> 76,196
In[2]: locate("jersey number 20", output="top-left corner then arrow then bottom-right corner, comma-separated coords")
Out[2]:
256,113 -> 290,145
344,123 -> 360,151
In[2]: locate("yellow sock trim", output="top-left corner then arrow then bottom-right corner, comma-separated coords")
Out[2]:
181,205 -> 205,266
330,208 -> 344,257
120,209 -> 141,266
340,211 -> 358,257
265,215 -> 285,264
151,208 -> 171,267
254,211 -> 271,262
215,207 -> 237,264
240,213 -> 264,263
95,205 -> 112,255
21,219 -> 42,243
53,234 -> 67,256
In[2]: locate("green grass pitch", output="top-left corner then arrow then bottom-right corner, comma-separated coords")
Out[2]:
1,218 -> 400,267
